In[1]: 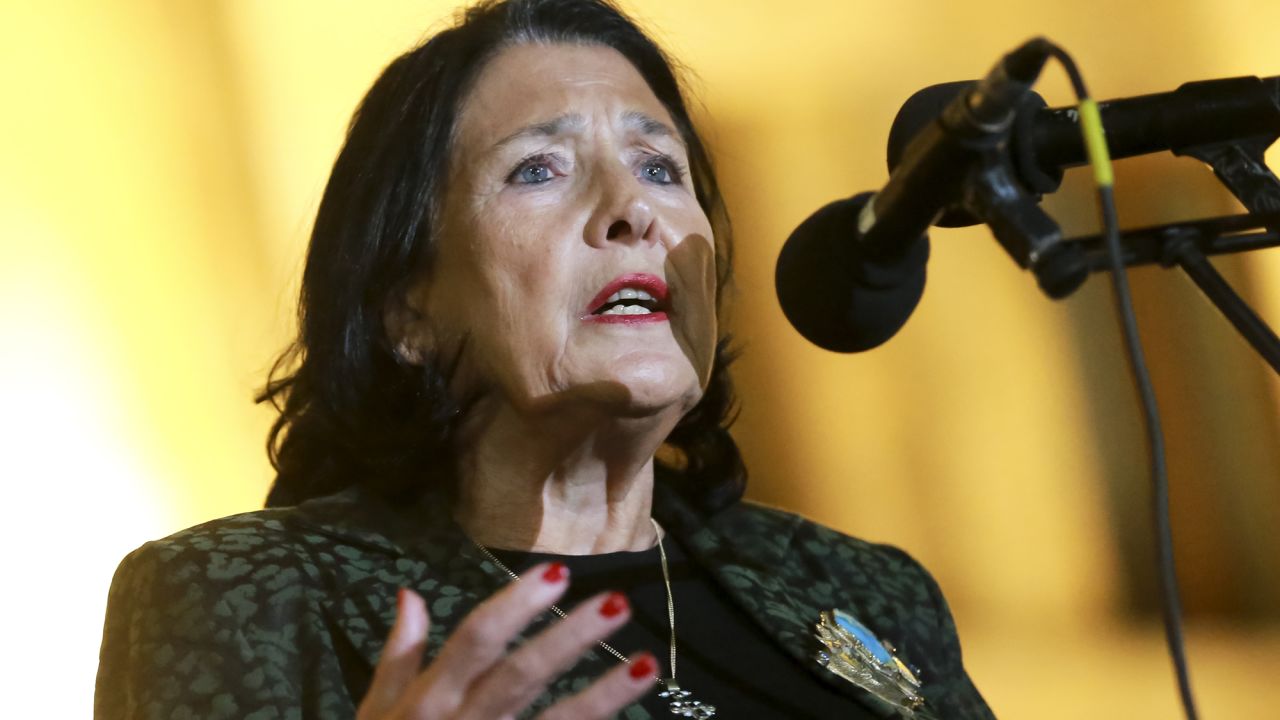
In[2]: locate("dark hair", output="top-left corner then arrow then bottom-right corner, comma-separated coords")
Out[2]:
258,0 -> 745,513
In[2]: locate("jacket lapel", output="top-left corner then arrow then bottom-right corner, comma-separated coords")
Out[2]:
655,487 -> 933,719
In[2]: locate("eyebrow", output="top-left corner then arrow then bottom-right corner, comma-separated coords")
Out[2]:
491,113 -> 585,151
490,111 -> 684,152
621,110 -> 680,142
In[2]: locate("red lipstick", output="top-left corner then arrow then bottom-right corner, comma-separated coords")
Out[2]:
583,273 -> 669,324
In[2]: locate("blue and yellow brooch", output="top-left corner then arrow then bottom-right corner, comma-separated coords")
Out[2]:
814,609 -> 925,714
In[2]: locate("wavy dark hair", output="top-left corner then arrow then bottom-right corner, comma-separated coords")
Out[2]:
258,0 -> 745,513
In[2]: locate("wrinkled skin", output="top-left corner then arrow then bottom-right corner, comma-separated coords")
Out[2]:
397,43 -> 717,422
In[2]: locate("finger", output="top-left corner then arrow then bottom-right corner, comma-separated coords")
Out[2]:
357,588 -> 430,720
394,562 -> 571,716
456,591 -> 634,718
536,651 -> 659,720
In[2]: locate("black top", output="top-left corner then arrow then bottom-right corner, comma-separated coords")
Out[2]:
488,532 -> 878,718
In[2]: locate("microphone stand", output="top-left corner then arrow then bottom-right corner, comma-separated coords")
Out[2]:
1068,212 -> 1280,374
1059,133 -> 1280,375
912,59 -> 1280,720
950,135 -> 1280,375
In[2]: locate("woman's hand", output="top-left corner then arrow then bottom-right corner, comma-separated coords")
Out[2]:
356,563 -> 657,719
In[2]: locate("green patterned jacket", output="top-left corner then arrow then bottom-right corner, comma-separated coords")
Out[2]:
95,483 -> 995,719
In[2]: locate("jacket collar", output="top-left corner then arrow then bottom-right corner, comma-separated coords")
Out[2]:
290,483 -> 925,719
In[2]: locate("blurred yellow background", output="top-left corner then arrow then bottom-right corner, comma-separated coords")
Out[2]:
3,1 -> 1278,717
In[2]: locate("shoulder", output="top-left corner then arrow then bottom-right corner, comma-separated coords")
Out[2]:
97,498 -> 408,718
121,507 -> 301,565
106,489 -> 418,624
113,507 -> 320,594
113,488 -> 418,590
719,498 -> 932,586
103,487 -> 460,644
104,507 -> 334,648
713,500 -> 948,653
704,498 -> 944,640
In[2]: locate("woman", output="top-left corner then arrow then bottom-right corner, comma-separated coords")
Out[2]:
96,1 -> 994,718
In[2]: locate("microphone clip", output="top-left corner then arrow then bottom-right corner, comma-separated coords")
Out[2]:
961,147 -> 1090,299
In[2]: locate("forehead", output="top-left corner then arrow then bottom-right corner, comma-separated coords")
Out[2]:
455,42 -> 677,151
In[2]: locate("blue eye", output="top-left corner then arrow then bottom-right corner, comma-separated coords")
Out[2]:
642,162 -> 672,184
508,154 -> 559,185
515,163 -> 553,184
640,154 -> 686,185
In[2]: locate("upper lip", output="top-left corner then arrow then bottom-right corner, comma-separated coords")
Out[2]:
585,273 -> 670,315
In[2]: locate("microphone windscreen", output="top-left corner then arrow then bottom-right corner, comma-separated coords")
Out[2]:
775,194 -> 929,353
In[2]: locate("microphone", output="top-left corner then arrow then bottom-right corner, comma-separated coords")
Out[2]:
889,75 -> 1280,213
776,39 -> 1054,352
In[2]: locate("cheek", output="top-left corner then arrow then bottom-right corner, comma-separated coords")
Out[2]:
438,228 -> 575,390
437,209 -> 554,320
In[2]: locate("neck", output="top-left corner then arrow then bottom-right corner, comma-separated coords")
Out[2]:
452,400 -> 672,554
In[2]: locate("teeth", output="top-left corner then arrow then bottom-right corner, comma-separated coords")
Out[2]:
600,304 -> 653,316
602,287 -> 656,305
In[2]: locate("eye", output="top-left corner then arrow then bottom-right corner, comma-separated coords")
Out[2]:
507,154 -> 561,185
638,153 -> 686,185
516,163 -> 554,184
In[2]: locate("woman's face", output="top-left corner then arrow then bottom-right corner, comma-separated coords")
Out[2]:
400,43 -> 717,421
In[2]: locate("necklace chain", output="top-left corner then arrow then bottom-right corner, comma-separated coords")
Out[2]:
472,518 -> 675,679
473,519 -> 716,718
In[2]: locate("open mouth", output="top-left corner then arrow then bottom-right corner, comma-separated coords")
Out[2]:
594,287 -> 665,315
585,273 -> 670,320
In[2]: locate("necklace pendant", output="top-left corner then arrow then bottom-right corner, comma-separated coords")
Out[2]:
658,679 -> 716,718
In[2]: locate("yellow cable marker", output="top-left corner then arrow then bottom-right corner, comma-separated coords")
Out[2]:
1079,98 -> 1114,188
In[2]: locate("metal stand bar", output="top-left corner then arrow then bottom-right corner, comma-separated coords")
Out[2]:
1067,212 -> 1280,376
1165,237 -> 1280,374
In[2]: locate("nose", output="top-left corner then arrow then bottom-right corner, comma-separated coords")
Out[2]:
584,166 -> 658,248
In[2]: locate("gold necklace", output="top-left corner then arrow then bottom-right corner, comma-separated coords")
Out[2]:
473,518 -> 716,718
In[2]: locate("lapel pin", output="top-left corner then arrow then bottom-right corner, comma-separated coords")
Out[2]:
814,608 -> 925,715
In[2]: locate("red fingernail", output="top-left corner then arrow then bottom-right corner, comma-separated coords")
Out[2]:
599,591 -> 629,618
629,653 -> 656,680
541,562 -> 567,583
396,587 -> 407,612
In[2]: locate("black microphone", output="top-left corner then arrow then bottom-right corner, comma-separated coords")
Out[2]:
776,39 -> 1053,352
889,76 -> 1280,212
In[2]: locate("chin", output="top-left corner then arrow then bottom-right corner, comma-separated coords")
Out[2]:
601,362 -> 702,417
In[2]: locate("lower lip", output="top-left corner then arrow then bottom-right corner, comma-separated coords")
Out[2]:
583,311 -> 669,324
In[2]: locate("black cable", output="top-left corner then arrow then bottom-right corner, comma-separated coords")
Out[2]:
1046,44 -> 1089,99
1046,42 -> 1199,720
1098,187 -> 1197,720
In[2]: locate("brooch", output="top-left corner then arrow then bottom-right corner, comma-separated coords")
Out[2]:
814,609 -> 925,714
